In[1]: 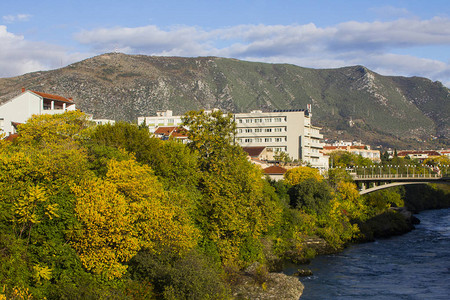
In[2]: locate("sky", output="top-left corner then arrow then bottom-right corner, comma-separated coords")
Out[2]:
1,0 -> 450,87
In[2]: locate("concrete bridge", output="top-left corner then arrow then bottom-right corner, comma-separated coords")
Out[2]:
352,174 -> 449,195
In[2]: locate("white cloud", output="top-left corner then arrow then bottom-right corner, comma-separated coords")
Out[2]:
73,17 -> 450,86
2,14 -> 31,23
0,26 -> 86,78
2,16 -> 450,87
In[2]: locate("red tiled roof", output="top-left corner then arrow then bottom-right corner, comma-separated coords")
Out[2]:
263,165 -> 287,174
154,126 -> 188,138
30,90 -> 74,103
323,145 -> 366,150
397,150 -> 441,156
242,146 -> 266,157
154,126 -> 177,135
11,121 -> 23,128
4,133 -> 18,141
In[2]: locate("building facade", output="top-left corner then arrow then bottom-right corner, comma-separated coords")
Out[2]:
138,108 -> 329,170
137,110 -> 183,133
322,145 -> 381,162
0,89 -> 76,136
234,109 -> 328,170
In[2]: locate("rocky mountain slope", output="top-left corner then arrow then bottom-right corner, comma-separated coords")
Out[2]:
1,53 -> 448,148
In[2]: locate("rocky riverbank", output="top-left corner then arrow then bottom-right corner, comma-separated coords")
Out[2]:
231,263 -> 304,300
232,184 -> 450,300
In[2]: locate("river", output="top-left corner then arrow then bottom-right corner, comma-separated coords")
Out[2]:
288,208 -> 450,300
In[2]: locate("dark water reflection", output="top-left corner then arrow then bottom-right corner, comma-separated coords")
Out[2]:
286,208 -> 450,300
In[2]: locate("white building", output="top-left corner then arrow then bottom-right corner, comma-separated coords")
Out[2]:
91,118 -> 116,126
138,108 -> 329,171
0,88 -> 76,136
234,109 -> 328,170
138,110 -> 183,133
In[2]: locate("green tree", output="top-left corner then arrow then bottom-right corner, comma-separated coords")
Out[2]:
183,110 -> 282,265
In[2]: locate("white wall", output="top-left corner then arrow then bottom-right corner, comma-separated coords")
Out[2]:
0,92 -> 41,135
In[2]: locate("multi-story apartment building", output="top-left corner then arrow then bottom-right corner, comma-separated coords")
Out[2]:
138,108 -> 329,170
234,109 -> 328,170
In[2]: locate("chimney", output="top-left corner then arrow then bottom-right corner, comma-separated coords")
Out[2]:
21,87 -> 25,93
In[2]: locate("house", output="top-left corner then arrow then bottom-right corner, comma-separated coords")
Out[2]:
322,145 -> 381,162
153,126 -> 189,143
397,150 -> 441,161
0,88 -> 76,136
263,165 -> 287,181
138,110 -> 184,133
242,146 -> 274,161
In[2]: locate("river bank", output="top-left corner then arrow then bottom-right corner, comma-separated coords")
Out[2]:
297,208 -> 450,299
230,184 -> 449,300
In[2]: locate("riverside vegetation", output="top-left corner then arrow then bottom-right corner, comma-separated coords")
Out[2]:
1,111 -> 449,299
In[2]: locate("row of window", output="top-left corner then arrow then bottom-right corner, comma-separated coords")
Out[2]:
268,147 -> 287,153
238,137 -> 287,143
238,127 -> 285,133
237,117 -> 286,124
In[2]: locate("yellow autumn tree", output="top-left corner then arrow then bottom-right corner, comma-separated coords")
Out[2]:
336,181 -> 367,220
70,157 -> 199,280
284,166 -> 323,186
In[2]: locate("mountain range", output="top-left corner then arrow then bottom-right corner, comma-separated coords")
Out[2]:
0,53 -> 448,149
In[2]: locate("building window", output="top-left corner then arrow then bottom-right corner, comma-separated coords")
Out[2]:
244,138 -> 252,143
264,118 -> 272,123
274,117 -> 282,122
255,138 -> 262,143
264,128 -> 272,132
245,119 -> 253,123
245,128 -> 252,133
239,119 -> 243,123
274,127 -> 282,132
264,138 -> 272,142
254,128 -> 262,133
254,118 -> 263,123
275,137 -> 283,142
238,129 -> 243,133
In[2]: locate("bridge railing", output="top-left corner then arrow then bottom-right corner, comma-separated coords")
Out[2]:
352,173 -> 443,180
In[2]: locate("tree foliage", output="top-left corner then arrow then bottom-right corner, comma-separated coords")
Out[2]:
284,166 -> 323,186
183,110 -> 282,265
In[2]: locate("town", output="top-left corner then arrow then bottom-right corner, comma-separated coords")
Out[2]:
2,88 -> 449,181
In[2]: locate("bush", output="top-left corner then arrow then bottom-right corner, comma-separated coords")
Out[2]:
128,249 -> 231,300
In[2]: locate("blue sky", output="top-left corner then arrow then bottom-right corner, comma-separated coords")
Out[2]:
1,0 -> 450,87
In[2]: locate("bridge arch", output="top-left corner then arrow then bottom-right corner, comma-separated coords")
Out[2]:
352,175 -> 449,195
359,182 -> 432,195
